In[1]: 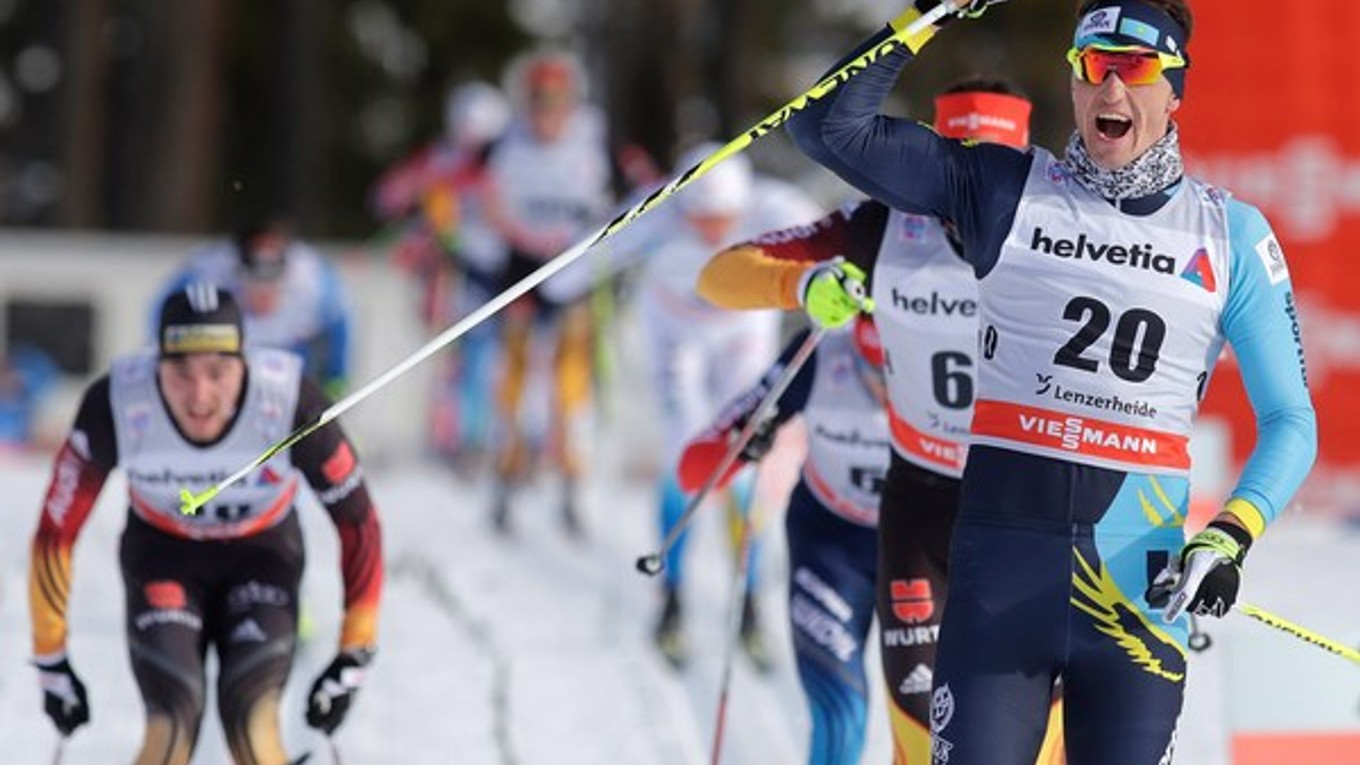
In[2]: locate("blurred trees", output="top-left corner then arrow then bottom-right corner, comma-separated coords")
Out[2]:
0,0 -> 1076,238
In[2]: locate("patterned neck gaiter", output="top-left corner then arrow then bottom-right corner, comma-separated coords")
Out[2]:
1063,124 -> 1184,201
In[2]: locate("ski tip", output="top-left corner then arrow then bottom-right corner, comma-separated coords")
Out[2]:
635,555 -> 663,577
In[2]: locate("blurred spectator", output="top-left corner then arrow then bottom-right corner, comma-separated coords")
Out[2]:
0,344 -> 60,451
157,215 -> 353,397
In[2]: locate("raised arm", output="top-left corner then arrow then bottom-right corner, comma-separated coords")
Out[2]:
784,8 -> 1031,269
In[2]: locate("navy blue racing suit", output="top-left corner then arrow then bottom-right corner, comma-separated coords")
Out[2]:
786,23 -> 1316,765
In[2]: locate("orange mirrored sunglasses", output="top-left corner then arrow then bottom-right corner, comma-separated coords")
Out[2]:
1066,45 -> 1187,87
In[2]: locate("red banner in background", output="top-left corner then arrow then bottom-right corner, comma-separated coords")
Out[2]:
1178,0 -> 1360,518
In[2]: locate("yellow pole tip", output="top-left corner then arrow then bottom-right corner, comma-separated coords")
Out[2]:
179,487 -> 208,515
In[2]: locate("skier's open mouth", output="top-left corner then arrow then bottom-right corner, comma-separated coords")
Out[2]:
1096,114 -> 1132,140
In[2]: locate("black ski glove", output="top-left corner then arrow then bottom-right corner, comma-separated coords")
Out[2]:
306,648 -> 374,735
35,655 -> 90,736
1146,521 -> 1252,622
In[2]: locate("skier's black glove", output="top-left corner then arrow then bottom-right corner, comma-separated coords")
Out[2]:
736,415 -> 778,463
676,414 -> 778,494
35,655 -> 90,736
306,648 -> 374,734
1146,520 -> 1252,622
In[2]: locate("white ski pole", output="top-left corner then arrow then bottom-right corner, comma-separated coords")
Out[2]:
636,327 -> 826,576
178,1 -> 962,515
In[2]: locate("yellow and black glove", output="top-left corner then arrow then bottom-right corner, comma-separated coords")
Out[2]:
798,258 -> 874,330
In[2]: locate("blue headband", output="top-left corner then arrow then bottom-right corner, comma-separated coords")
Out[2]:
1074,1 -> 1190,97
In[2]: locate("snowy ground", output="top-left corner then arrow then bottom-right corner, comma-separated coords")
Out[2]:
2,432 -> 1357,764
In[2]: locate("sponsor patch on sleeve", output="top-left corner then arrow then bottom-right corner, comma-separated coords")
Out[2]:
322,441 -> 357,484
1253,234 -> 1290,285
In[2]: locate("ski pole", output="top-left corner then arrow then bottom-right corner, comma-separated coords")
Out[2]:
635,328 -> 826,575
177,1 -> 961,515
50,736 -> 65,765
1236,602 -> 1360,666
709,472 -> 763,765
1187,614 -> 1211,652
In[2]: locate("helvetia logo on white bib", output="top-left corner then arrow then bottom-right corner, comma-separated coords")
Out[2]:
1029,226 -> 1178,275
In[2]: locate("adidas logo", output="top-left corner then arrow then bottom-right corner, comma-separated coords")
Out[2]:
899,663 -> 933,695
230,618 -> 268,643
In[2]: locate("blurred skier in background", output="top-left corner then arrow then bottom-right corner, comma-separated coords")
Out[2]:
541,142 -> 823,668
480,49 -> 614,536
677,316 -> 888,765
636,147 -> 821,670
370,80 -> 512,467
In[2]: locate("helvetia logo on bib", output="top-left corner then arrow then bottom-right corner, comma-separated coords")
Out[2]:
1029,227 -> 1177,274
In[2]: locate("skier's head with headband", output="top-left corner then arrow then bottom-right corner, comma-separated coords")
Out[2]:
933,78 -> 1032,148
1069,0 -> 1192,170
231,212 -> 295,319
1071,0 -> 1192,98
512,49 -> 585,143
156,283 -> 248,443
158,283 -> 244,359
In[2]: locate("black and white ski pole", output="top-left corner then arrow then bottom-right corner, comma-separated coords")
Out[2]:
177,0 -> 961,515
635,327 -> 826,576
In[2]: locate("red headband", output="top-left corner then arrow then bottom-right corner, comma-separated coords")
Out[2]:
933,91 -> 1032,148
526,59 -> 575,93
